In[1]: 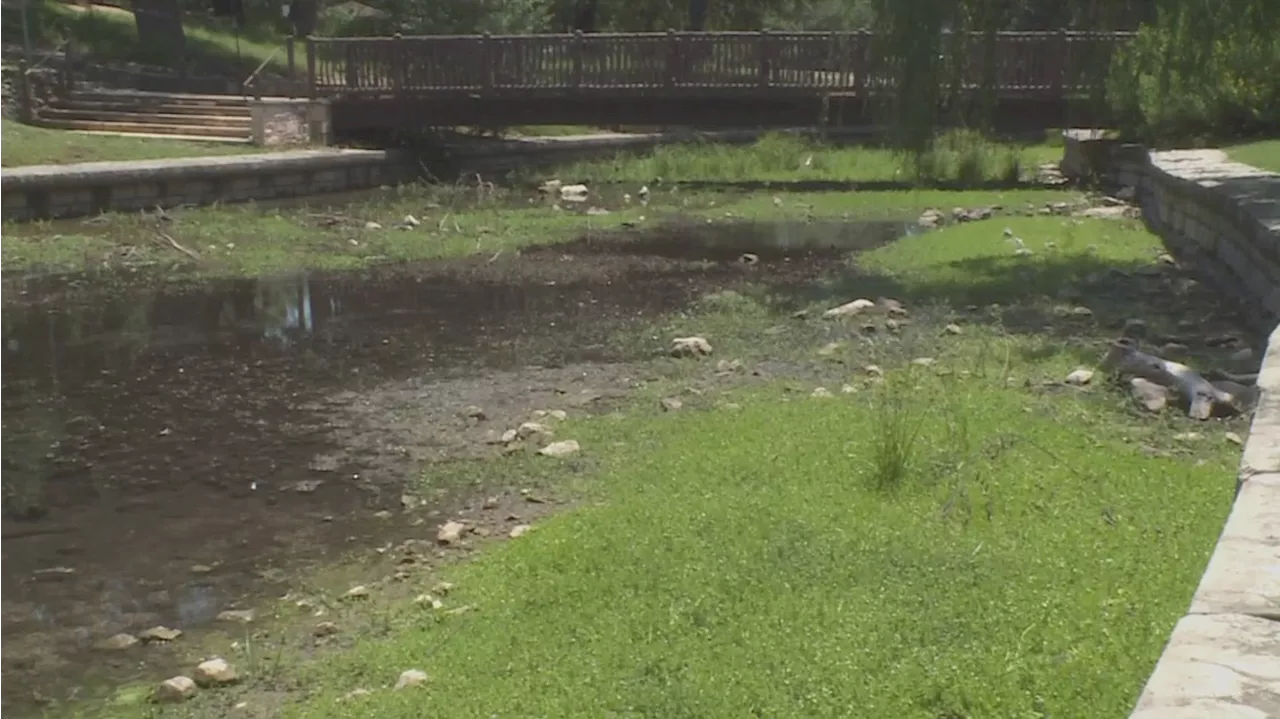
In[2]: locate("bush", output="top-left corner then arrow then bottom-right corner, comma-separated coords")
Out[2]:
1108,10 -> 1280,142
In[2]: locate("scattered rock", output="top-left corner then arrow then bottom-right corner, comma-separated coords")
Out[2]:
559,184 -> 589,201
715,359 -> 744,373
340,688 -> 373,702
539,179 -> 563,193
138,626 -> 182,643
810,387 -> 833,399
414,594 -> 445,609
402,214 -> 421,228
437,521 -> 467,545
670,336 -> 713,357
190,564 -> 214,575
879,298 -> 908,316
1160,342 -> 1191,361
500,428 -> 519,443
660,397 -> 683,412
1174,432 -> 1203,442
482,496 -> 499,510
1225,432 -> 1244,446
943,323 -> 963,335
840,384 -> 858,394
293,479 -> 324,494
547,409 -> 569,421
313,621 -> 340,637
363,221 -> 383,230
194,658 -> 239,687
432,581 -> 456,595
864,365 -> 885,377
395,669 -> 429,690
516,422 -> 553,440
217,609 -> 256,624
33,566 -> 75,579
308,454 -> 341,472
823,298 -> 876,319
917,208 -> 945,228
739,252 -> 759,265
1070,306 -> 1094,318
910,357 -> 936,368
1077,205 -> 1134,220
96,633 -> 140,651
509,524 -> 532,538
343,585 -> 371,600
153,676 -> 197,703
1130,378 -> 1170,412
1065,369 -> 1095,386
538,440 -> 581,458
463,405 -> 486,421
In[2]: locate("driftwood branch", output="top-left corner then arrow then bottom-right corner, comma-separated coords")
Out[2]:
155,232 -> 201,262
1101,338 -> 1259,419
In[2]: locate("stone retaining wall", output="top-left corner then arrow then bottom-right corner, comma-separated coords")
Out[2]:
0,149 -> 415,221
1062,130 -> 1280,716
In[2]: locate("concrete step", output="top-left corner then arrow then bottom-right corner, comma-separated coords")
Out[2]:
65,129 -> 251,144
40,107 -> 252,128
34,118 -> 250,139
47,99 -> 252,118
66,90 -> 251,109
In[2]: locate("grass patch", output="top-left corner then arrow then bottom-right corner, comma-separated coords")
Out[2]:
74,214 -> 1245,719
549,130 -> 1061,185
0,119 -> 258,167
1,186 -> 1082,278
1224,139 -> 1280,173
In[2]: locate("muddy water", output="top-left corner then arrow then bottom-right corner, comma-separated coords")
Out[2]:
1,218 -> 907,711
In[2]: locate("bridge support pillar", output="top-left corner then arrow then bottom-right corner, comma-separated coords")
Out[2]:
250,97 -> 333,147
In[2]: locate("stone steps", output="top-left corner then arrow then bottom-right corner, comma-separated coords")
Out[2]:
36,90 -> 253,142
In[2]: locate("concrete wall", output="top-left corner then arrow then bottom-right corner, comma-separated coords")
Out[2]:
1062,131 -> 1280,717
1,149 -> 414,221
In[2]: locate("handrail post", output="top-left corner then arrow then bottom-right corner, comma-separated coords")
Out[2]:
571,29 -> 583,91
1054,28 -> 1069,97
306,36 -> 317,99
17,60 -> 33,123
665,28 -> 678,87
345,42 -> 359,90
481,31 -> 493,91
757,29 -> 771,89
286,36 -> 297,98
391,32 -> 404,93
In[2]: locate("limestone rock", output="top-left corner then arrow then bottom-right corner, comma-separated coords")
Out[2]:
217,609 -> 256,624
1130,378 -> 1170,412
395,669 -> 428,690
516,422 -> 553,440
96,633 -> 140,651
194,658 -> 239,687
660,397 -> 683,412
153,676 -> 197,703
1065,369 -> 1095,386
138,626 -> 182,643
670,336 -> 713,358
817,342 -> 844,357
944,323 -> 963,335
313,621 -> 340,637
559,184 -> 589,201
810,387 -> 833,399
509,524 -> 532,538
917,208 -> 944,228
538,440 -> 581,458
437,521 -> 467,545
343,585 -> 371,600
823,298 -> 876,319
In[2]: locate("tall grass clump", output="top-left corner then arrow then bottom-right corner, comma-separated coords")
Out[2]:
904,129 -> 1024,184
866,376 -> 929,493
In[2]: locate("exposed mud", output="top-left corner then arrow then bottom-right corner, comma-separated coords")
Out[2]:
0,218 -> 906,713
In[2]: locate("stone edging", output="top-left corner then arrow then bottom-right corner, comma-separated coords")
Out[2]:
1062,131 -> 1280,716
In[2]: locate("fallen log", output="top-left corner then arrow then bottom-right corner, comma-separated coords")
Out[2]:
1100,338 -> 1259,419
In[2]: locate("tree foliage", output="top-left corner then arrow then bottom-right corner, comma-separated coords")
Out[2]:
1107,0 -> 1280,141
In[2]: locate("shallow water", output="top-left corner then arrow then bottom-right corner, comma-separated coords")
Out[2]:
0,217 -> 909,711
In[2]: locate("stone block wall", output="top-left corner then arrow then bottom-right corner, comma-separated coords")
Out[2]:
1,149 -> 414,221
250,98 -> 333,147
1062,130 -> 1280,717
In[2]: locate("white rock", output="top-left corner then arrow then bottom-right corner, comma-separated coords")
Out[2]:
217,609 -> 256,624
1130,378 -> 1170,412
910,357 -> 936,367
394,669 -> 428,690
96,633 -> 140,651
509,524 -> 532,538
822,298 -> 876,318
343,585 -> 371,600
538,440 -> 581,458
154,676 -> 197,703
437,521 -> 467,545
363,221 -> 382,230
194,658 -> 239,687
539,179 -> 563,193
810,387 -> 833,399
670,336 -> 713,357
516,422 -> 553,440
559,184 -> 589,201
402,214 -> 421,227
943,323 -> 963,335
660,397 -> 683,411
864,364 -> 885,377
1065,369 -> 1095,386
138,626 -> 183,642
500,428 -> 519,443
